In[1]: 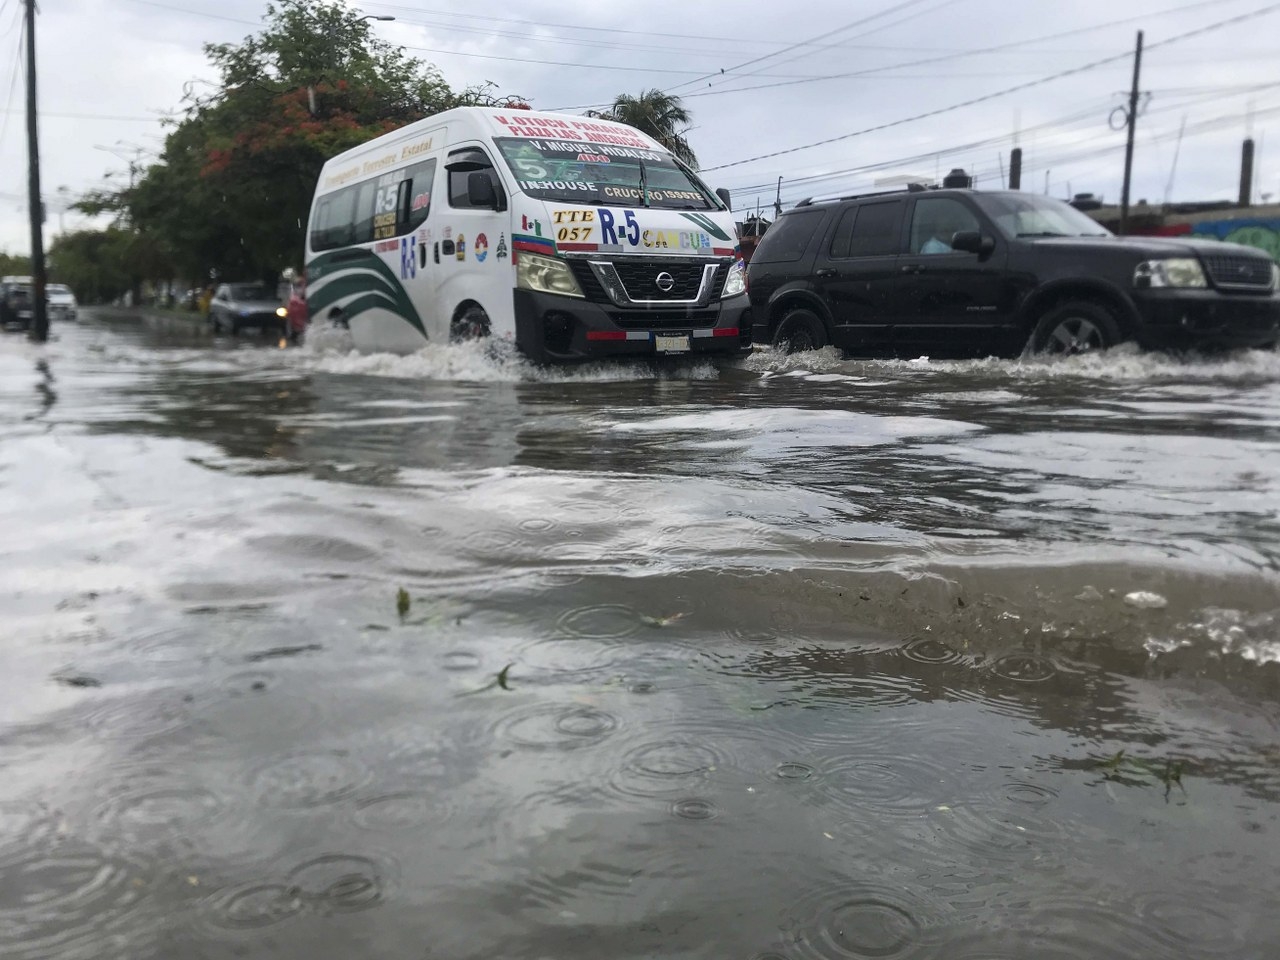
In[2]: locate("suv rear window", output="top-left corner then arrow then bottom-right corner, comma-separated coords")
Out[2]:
752,209 -> 826,263
830,200 -> 903,258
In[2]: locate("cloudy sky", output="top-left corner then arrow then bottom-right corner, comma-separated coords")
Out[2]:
3,0 -> 1279,254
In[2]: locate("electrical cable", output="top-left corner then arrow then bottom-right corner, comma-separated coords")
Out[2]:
702,3 -> 1280,173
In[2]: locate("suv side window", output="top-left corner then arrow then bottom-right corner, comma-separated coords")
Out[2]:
909,197 -> 981,254
752,209 -> 826,263
830,200 -> 903,258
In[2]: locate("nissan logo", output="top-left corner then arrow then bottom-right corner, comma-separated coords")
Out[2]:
655,272 -> 675,292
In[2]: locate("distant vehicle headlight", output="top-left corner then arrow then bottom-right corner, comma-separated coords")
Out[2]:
721,259 -> 747,298
1133,258 -> 1207,289
517,253 -> 584,299
276,306 -> 288,317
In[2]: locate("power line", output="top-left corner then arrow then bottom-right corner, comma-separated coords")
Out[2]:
703,3 -> 1280,173
663,0 -> 1247,103
693,0 -> 957,94
0,108 -> 162,121
0,13 -> 24,152
664,0 -> 940,94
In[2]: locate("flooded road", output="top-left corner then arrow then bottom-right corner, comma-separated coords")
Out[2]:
3,311 -> 1279,959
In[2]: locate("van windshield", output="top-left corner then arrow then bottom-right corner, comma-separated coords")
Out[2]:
495,137 -> 716,210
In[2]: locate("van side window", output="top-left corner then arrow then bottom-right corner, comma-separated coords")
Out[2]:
402,158 -> 437,231
310,158 -> 438,252
447,148 -> 505,209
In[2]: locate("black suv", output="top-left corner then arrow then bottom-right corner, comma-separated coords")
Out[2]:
747,185 -> 1280,357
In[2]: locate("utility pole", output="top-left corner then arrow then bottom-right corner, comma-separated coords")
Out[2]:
25,0 -> 48,342
774,176 -> 782,219
1118,30 -> 1144,237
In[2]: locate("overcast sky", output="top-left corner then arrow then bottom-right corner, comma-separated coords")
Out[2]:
3,0 -> 1279,255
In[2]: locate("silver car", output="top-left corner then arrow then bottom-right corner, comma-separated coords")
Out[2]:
47,283 -> 78,322
207,282 -> 286,336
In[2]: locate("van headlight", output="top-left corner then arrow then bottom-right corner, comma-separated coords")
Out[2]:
276,306 -> 288,318
721,259 -> 747,298
1272,261 -> 1279,290
1133,258 -> 1207,289
517,253 -> 584,299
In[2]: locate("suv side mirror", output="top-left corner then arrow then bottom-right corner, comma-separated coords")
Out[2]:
715,187 -> 732,211
951,231 -> 995,255
467,171 -> 498,209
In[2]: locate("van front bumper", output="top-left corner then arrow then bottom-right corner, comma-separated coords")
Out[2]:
513,289 -> 752,363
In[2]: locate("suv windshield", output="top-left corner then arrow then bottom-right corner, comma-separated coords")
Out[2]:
495,137 -> 716,210
978,193 -> 1111,239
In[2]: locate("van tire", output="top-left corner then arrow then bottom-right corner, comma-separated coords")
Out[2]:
772,308 -> 828,353
1029,300 -> 1120,356
451,305 -> 491,342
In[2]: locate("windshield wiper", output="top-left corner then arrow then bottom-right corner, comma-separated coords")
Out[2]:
1017,231 -> 1069,238
638,157 -> 649,208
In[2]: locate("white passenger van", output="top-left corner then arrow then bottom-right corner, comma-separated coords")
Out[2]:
305,107 -> 749,362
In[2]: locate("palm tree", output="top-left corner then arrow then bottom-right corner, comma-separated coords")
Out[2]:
587,89 -> 698,168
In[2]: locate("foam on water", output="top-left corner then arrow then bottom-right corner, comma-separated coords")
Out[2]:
294,329 -> 720,384
747,343 -> 1280,384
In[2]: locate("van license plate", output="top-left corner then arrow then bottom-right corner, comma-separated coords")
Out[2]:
654,334 -> 690,353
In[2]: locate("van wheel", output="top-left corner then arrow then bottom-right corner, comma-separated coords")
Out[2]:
772,308 -> 828,353
451,305 -> 491,342
1029,300 -> 1120,356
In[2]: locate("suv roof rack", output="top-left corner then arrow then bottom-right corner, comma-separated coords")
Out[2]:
792,183 -> 938,210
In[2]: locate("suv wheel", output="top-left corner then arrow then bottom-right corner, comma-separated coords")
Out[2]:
772,308 -> 828,353
1029,300 -> 1120,356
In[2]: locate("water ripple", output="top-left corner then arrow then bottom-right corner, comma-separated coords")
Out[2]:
783,881 -> 934,960
249,751 -> 370,808
0,838 -> 152,960
285,853 -> 390,913
200,881 -> 303,932
492,702 -> 620,751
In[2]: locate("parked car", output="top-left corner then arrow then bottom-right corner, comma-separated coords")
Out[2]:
207,282 -> 287,336
747,181 -> 1280,358
46,283 -> 78,322
1,277 -> 38,331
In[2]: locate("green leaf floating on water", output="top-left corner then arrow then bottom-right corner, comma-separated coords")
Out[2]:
396,587 -> 410,619
641,612 -> 688,628
497,663 -> 513,691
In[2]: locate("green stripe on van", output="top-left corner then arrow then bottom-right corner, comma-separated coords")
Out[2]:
307,249 -> 426,336
678,212 -> 732,242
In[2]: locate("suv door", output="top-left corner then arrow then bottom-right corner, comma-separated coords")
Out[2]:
892,195 -> 1011,356
812,199 -> 905,355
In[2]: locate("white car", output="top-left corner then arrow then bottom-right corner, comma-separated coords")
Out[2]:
46,283 -> 78,322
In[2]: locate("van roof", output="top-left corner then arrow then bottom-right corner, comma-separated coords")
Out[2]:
316,106 -> 667,184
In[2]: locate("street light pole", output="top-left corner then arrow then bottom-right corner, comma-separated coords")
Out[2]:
24,0 -> 48,343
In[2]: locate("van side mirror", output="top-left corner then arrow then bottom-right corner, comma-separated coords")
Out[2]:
951,231 -> 995,255
715,187 -> 732,211
467,171 -> 497,209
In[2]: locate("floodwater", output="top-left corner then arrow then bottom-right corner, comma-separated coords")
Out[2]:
3,311 -> 1279,959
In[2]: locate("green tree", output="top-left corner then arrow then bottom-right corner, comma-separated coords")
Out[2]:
0,251 -> 31,277
587,89 -> 699,168
77,0 -> 513,286
47,229 -> 135,304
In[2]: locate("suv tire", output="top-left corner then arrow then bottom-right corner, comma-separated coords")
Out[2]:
772,308 -> 828,353
1029,300 -> 1120,356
